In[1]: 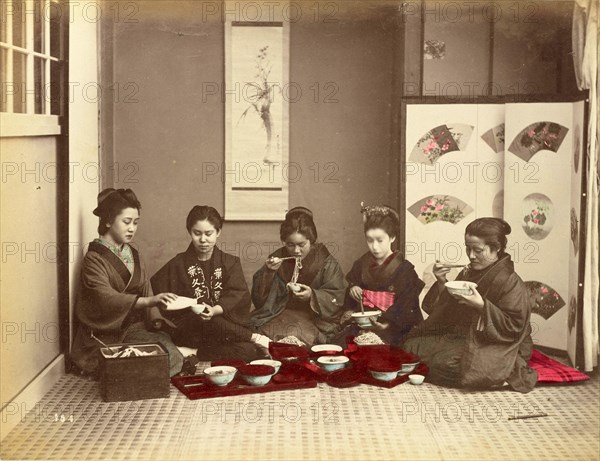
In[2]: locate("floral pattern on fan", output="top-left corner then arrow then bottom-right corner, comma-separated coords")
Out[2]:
508,121 -> 569,162
525,281 -> 565,320
481,123 -> 505,153
407,195 -> 474,224
521,193 -> 553,240
409,123 -> 474,165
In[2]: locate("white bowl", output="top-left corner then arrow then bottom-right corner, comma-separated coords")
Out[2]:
369,370 -> 399,382
317,355 -> 349,372
445,281 -> 478,296
203,366 -> 237,386
240,373 -> 273,386
408,374 -> 425,385
351,311 -> 382,328
287,282 -> 302,293
400,362 -> 420,373
311,344 -> 343,353
250,359 -> 282,374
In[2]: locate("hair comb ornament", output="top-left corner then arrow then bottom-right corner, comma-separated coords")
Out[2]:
360,202 -> 399,222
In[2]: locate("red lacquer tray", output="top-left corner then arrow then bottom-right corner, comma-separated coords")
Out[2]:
290,340 -> 430,389
172,362 -> 318,400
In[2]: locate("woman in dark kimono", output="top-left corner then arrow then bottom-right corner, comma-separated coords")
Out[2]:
402,218 -> 538,393
71,189 -> 184,377
151,206 -> 267,362
336,204 -> 424,345
251,207 -> 346,346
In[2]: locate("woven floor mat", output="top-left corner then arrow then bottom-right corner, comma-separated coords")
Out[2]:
1,373 -> 598,460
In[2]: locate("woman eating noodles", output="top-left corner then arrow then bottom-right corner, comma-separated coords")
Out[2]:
250,207 -> 346,346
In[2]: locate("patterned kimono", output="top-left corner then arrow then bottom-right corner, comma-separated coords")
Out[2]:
402,254 -> 538,393
250,243 -> 346,346
151,244 -> 262,362
341,251 -> 425,345
70,241 -> 183,377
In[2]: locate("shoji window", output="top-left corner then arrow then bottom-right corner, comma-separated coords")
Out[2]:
1,0 -> 63,136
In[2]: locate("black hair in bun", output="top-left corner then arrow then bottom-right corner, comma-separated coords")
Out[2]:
186,205 -> 224,232
465,217 -> 511,254
280,207 -> 317,243
94,188 -> 141,235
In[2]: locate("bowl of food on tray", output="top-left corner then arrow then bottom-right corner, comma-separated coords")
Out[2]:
250,359 -> 282,374
351,311 -> 382,328
317,355 -> 349,373
238,364 -> 276,386
367,358 -> 402,382
400,361 -> 421,374
444,281 -> 478,296
203,366 -> 237,386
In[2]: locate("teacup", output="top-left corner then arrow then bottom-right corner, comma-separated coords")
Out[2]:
408,374 -> 425,385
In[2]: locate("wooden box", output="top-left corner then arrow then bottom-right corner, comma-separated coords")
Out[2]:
99,343 -> 170,402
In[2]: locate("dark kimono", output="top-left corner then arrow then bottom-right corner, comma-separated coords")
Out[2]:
71,241 -> 183,377
402,254 -> 538,393
151,244 -> 262,362
250,243 -> 346,345
341,251 -> 425,345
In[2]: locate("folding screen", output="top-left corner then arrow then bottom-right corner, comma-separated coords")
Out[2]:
504,101 -> 586,357
402,97 -> 586,352
403,102 -> 505,302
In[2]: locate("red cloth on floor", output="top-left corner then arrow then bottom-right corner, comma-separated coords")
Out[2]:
528,350 -> 590,383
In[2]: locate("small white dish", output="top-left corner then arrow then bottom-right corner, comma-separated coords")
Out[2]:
408,374 -> 425,385
165,296 -> 198,310
311,344 -> 343,353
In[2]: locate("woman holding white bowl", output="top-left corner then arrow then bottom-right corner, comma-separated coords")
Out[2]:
402,218 -> 538,393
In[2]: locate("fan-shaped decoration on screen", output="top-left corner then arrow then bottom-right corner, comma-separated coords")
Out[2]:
508,121 -> 569,162
407,195 -> 474,224
525,281 -> 566,320
521,193 -> 553,240
568,295 -> 577,332
573,125 -> 581,174
571,207 -> 579,255
409,123 -> 474,164
481,123 -> 505,153
492,190 -> 504,219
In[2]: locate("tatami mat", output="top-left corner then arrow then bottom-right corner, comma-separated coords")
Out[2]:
1,372 -> 598,460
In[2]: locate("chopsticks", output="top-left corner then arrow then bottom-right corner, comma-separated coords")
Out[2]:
508,413 -> 549,421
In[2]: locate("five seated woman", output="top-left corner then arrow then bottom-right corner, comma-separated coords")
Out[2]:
71,188 -> 538,392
